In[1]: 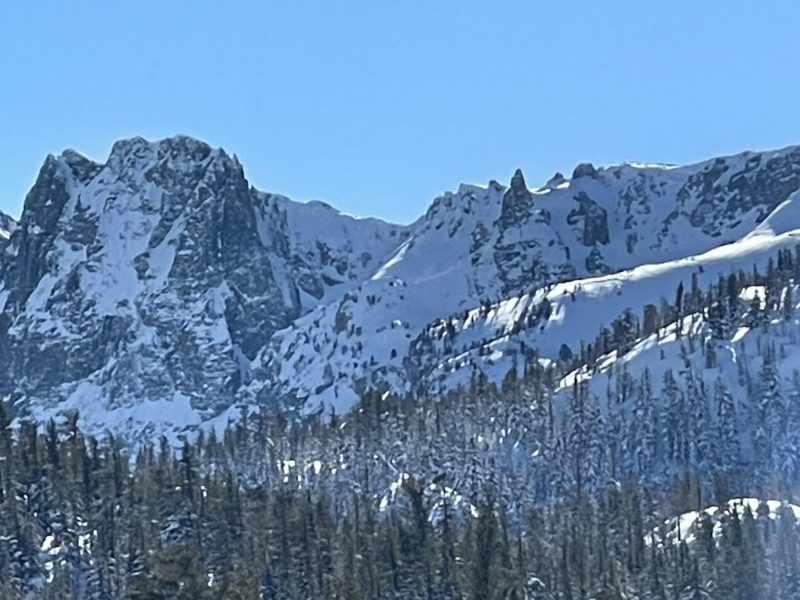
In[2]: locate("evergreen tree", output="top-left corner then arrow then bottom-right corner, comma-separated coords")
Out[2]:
714,379 -> 740,472
662,369 -> 690,468
631,369 -> 657,480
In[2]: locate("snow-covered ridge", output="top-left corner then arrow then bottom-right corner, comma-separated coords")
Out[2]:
2,136 -> 800,442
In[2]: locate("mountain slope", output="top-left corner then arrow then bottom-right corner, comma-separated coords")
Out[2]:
3,137 -> 800,440
401,193 -> 800,398
250,149 -> 800,413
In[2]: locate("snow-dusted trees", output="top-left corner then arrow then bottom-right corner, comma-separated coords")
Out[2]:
754,344 -> 785,476
611,308 -> 640,356
642,304 -> 661,338
662,369 -> 690,468
2,346 -> 800,600
682,362 -> 716,475
564,381 -> 606,501
630,369 -> 657,480
714,379 -> 740,470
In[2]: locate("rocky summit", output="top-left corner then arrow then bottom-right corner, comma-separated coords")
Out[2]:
2,136 -> 800,442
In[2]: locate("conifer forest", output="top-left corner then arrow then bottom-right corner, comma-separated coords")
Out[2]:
3,246 -> 800,598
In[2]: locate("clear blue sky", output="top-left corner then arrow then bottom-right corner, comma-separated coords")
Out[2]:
2,2 -> 799,224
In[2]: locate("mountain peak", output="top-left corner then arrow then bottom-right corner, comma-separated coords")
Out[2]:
546,171 -> 567,187
106,135 -> 223,173
510,168 -> 528,194
572,162 -> 598,179
107,135 -> 155,161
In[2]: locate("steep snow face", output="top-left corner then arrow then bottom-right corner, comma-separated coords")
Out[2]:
0,136 -> 406,440
4,137 -> 800,440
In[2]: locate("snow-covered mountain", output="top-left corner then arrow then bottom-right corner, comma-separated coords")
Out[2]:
2,136 -> 800,441
401,195 -> 800,400
249,146 -> 800,413
0,137 -> 407,437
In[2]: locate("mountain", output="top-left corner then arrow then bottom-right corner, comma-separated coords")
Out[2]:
0,137 -> 407,438
249,146 -> 800,412
2,136 -> 800,441
402,194 -> 800,400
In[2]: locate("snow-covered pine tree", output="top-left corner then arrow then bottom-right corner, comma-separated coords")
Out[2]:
755,344 -> 786,476
630,369 -> 657,481
714,379 -> 740,473
681,362 -> 716,476
661,369 -> 690,469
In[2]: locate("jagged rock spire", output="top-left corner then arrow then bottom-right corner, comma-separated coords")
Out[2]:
547,172 -> 566,187
510,168 -> 528,195
498,168 -> 535,231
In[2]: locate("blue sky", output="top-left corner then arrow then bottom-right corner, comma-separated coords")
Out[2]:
1,2 -> 799,224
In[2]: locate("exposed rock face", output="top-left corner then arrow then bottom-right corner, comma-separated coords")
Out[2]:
572,162 -> 598,179
568,192 -> 610,247
546,172 -> 566,187
498,169 -> 535,230
683,150 -> 800,234
585,246 -> 610,274
0,211 -> 16,241
494,169 -> 574,294
3,137 -> 800,441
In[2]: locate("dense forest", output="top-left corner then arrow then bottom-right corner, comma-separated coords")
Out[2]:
3,247 -> 800,599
